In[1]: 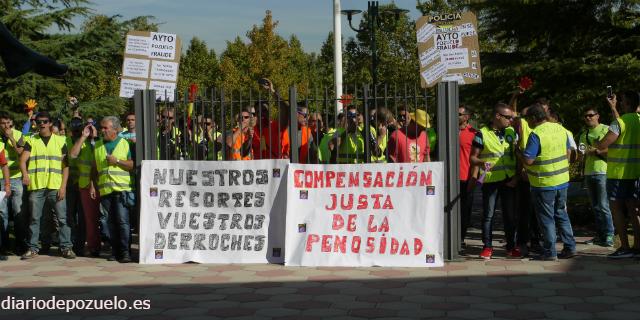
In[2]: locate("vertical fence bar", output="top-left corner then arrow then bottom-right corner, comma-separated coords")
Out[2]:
289,86 -> 299,163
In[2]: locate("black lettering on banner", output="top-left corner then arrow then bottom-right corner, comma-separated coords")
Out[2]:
229,170 -> 241,186
209,234 -> 219,249
159,190 -> 172,207
218,193 -> 229,207
154,232 -> 165,249
175,191 -> 186,207
214,169 -> 227,186
232,193 -> 243,207
169,169 -> 183,185
221,234 -> 230,251
243,235 -> 254,250
256,169 -> 268,184
167,232 -> 178,249
202,171 -> 215,186
218,214 -> 229,230
231,235 -> 242,250
153,169 -> 167,185
193,233 -> 206,250
254,214 -> 265,229
174,212 -> 186,229
254,192 -> 265,207
254,235 -> 265,251
203,212 -> 215,229
244,192 -> 253,207
186,170 -> 198,185
189,212 -> 200,230
189,191 -> 200,207
203,192 -> 214,207
242,170 -> 254,185
230,214 -> 242,229
180,233 -> 192,250
244,214 -> 254,229
158,212 -> 171,229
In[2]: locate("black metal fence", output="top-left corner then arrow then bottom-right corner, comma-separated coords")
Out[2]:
135,83 -> 435,164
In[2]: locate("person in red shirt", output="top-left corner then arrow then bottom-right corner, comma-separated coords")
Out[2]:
388,109 -> 430,163
458,105 -> 477,245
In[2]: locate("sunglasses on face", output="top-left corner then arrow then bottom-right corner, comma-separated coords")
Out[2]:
36,120 -> 50,125
584,113 -> 598,118
297,111 -> 308,117
204,122 -> 212,126
459,113 -> 469,116
242,115 -> 251,120
162,116 -> 174,120
126,118 -> 135,121
498,113 -> 514,121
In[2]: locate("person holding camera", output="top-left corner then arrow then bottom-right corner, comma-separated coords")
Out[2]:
330,105 -> 382,164
577,107 -> 614,247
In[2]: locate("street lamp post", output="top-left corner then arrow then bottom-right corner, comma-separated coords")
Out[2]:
342,1 -> 408,162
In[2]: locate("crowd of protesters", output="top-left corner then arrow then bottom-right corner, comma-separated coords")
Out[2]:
1,81 -> 638,263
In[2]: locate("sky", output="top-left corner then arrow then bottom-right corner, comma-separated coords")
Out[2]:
82,0 -> 424,54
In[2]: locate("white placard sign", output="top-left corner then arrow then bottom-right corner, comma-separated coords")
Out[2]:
419,46 -> 442,68
149,80 -> 177,102
149,32 -> 177,60
118,78 -> 147,99
442,48 -> 469,69
139,160 -> 289,264
123,58 -> 150,78
151,61 -> 179,81
421,62 -> 447,85
125,35 -> 150,56
416,23 -> 436,43
285,163 -> 444,267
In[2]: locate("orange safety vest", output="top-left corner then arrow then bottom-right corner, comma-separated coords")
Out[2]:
283,126 -> 311,163
229,128 -> 253,160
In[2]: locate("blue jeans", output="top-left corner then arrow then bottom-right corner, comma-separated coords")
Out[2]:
481,181 -> 517,250
101,192 -> 130,257
27,189 -> 73,251
584,175 -> 614,238
66,185 -> 85,255
0,178 -> 26,251
531,187 -> 576,257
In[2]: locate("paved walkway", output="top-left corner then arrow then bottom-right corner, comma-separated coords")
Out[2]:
1,231 -> 639,320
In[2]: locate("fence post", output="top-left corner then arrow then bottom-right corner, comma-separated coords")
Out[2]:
134,89 -> 157,162
437,81 -> 461,261
220,88 -> 227,161
289,86 -> 299,163
363,85 -> 371,163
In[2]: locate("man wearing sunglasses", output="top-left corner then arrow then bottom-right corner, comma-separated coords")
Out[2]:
331,105 -> 381,164
0,112 -> 26,256
577,107 -> 614,247
19,111 -> 75,260
470,103 -> 519,259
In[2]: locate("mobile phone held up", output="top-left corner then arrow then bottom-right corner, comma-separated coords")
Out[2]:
607,85 -> 613,99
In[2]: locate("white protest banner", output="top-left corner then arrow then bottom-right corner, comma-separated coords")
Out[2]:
123,57 -> 150,78
125,35 -> 150,56
150,60 -> 179,81
118,78 -> 147,99
149,32 -> 177,60
149,80 -> 176,102
139,159 -> 288,264
285,163 -> 444,267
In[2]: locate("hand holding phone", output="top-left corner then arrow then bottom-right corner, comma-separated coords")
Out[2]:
606,86 -> 613,99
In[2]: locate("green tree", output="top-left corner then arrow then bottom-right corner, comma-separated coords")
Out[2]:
178,37 -> 220,94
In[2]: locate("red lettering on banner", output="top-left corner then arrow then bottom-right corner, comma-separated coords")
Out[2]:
391,238 -> 399,254
334,235 -> 347,253
366,237 -> 375,253
352,236 -> 361,253
367,215 -> 390,232
414,238 -> 423,255
332,214 -> 344,230
341,194 -> 353,210
367,215 -> 377,232
385,171 -> 395,187
326,171 -> 335,187
294,170 -> 304,188
347,214 -> 357,231
397,170 -> 404,187
349,172 -> 359,187
371,194 -> 383,209
379,217 -> 389,232
305,171 -> 313,187
314,170 -> 323,188
379,235 -> 387,253
383,196 -> 394,209
363,172 -> 372,187
421,170 -> 432,186
400,240 -> 410,255
373,172 -> 384,187
406,171 -> 418,186
306,234 -> 319,252
326,194 -> 337,210
336,172 -> 345,188
357,195 -> 367,209
321,235 -> 332,252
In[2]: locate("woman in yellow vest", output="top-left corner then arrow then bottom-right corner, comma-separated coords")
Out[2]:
517,103 -> 576,261
19,111 -> 75,260
597,91 -> 640,259
469,103 -> 519,260
95,116 -> 134,263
